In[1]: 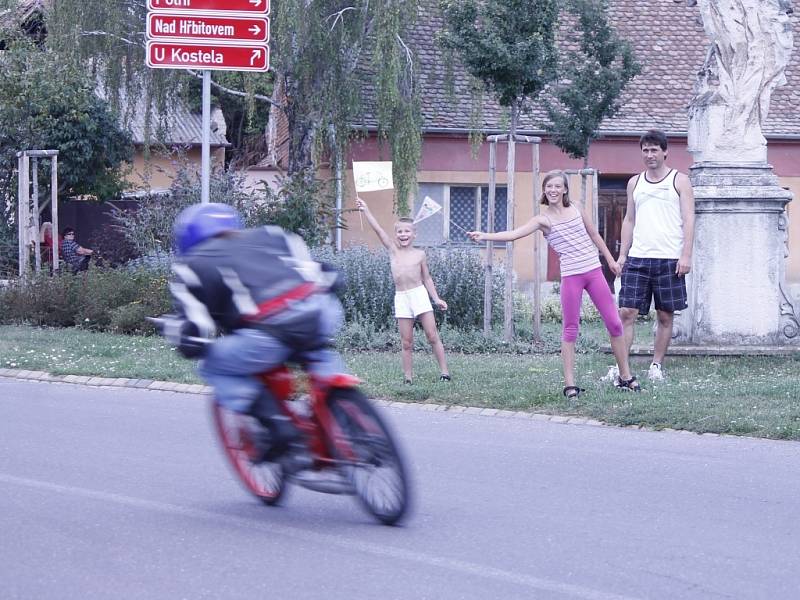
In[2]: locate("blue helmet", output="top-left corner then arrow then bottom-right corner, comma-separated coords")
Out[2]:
174,203 -> 243,254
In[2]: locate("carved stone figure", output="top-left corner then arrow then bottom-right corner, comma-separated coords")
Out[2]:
687,0 -> 794,164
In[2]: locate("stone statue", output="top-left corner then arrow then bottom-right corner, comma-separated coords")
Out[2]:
687,0 -> 794,164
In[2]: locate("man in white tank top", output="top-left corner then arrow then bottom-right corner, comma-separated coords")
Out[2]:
617,130 -> 695,381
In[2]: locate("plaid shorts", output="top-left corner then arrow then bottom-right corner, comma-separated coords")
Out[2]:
619,257 -> 687,314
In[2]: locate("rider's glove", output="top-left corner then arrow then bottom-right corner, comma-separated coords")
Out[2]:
320,262 -> 345,294
163,317 -> 208,359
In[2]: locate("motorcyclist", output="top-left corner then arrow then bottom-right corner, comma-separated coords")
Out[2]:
165,203 -> 347,467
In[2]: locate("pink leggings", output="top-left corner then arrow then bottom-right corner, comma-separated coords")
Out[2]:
560,267 -> 623,342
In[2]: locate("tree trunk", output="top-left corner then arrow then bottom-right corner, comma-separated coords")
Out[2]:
504,101 -> 518,342
283,76 -> 318,177
484,140 -> 497,336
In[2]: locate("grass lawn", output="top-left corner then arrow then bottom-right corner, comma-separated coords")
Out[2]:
1,324 -> 800,440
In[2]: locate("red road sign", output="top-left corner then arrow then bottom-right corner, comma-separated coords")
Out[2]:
147,41 -> 269,72
147,0 -> 269,14
148,13 -> 269,43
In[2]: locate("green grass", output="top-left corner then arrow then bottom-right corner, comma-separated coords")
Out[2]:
2,324 -> 800,440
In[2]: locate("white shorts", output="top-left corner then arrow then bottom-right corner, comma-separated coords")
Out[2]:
394,285 -> 433,319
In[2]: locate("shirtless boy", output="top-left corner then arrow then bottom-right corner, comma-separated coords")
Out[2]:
356,198 -> 450,383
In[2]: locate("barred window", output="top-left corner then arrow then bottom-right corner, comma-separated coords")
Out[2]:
414,185 -> 507,246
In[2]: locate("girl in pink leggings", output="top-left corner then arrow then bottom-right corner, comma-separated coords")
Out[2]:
468,170 -> 639,397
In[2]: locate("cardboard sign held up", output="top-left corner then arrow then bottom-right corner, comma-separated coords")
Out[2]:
353,161 -> 394,192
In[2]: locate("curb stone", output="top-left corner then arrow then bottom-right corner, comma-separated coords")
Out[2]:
0,368 -> 743,438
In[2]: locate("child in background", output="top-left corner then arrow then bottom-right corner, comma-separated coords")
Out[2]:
468,170 -> 639,398
356,197 -> 450,384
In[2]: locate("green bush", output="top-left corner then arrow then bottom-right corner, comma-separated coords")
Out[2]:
315,245 -> 506,331
0,218 -> 18,278
0,267 -> 171,332
426,246 -> 505,329
113,162 -> 336,257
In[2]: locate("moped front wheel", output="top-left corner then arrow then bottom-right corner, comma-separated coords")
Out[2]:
327,389 -> 410,525
211,402 -> 286,506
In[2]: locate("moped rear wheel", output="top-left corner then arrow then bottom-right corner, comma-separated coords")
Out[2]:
211,402 -> 286,506
327,389 -> 410,525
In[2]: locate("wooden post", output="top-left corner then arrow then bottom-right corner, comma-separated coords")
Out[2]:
532,142 -> 542,342
32,158 -> 41,273
17,153 -> 30,277
503,106 -> 517,342
484,141 -> 497,336
51,154 -> 59,271
592,169 -> 599,229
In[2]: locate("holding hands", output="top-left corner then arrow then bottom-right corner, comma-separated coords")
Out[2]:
676,255 -> 691,276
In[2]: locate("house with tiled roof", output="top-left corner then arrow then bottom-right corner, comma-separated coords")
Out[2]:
114,89 -> 230,195
2,0 -> 230,196
252,0 -> 800,287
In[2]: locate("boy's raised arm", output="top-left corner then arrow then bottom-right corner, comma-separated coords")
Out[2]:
356,197 -> 394,249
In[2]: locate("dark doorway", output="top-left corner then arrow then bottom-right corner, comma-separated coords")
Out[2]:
597,177 -> 630,290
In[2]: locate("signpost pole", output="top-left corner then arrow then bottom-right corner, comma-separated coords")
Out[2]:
201,69 -> 211,204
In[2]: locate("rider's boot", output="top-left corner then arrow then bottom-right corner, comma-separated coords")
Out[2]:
248,391 -> 309,472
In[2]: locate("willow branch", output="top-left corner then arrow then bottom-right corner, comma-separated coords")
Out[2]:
326,6 -> 357,30
185,69 -> 283,108
80,30 -> 142,46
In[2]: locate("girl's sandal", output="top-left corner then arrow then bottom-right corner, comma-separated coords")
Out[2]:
562,386 -> 585,399
616,375 -> 641,392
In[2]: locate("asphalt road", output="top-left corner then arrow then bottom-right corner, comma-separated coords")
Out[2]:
1,377 -> 799,600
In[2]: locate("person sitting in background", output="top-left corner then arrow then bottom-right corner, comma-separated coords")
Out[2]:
61,227 -> 93,273
40,222 -> 59,265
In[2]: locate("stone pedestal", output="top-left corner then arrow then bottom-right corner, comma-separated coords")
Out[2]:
680,162 -> 795,346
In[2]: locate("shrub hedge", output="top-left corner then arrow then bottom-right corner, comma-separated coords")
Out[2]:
0,267 -> 171,334
0,245 -> 614,352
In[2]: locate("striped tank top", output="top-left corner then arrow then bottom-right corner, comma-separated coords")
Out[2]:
543,210 -> 601,277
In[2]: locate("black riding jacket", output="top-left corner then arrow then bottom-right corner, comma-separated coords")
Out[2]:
170,226 -> 329,346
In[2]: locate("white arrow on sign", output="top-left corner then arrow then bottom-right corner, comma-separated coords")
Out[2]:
250,48 -> 263,65
249,25 -> 261,36
249,0 -> 262,6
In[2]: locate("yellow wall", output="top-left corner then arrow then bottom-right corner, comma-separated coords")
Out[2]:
124,147 -> 226,192
780,177 -> 800,281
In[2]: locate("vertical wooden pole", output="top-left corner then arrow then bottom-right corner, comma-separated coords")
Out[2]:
51,155 -> 59,271
503,108 -> 517,342
592,169 -> 599,229
532,142 -> 542,342
18,153 -> 31,277
484,141 -> 497,336
32,158 -> 41,273
17,153 -> 25,277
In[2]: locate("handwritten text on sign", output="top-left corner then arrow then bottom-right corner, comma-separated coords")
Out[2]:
146,41 -> 269,72
148,0 -> 270,14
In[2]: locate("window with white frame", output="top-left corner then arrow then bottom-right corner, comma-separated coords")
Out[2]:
412,184 -> 508,246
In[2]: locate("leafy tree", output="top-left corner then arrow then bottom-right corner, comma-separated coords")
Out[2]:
43,0 -> 423,214
184,71 -> 274,170
0,34 -> 132,212
545,0 -> 640,166
439,0 -> 560,341
113,161 -> 335,258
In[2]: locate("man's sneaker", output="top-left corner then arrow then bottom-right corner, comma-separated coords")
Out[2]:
602,365 -> 620,383
647,362 -> 665,381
